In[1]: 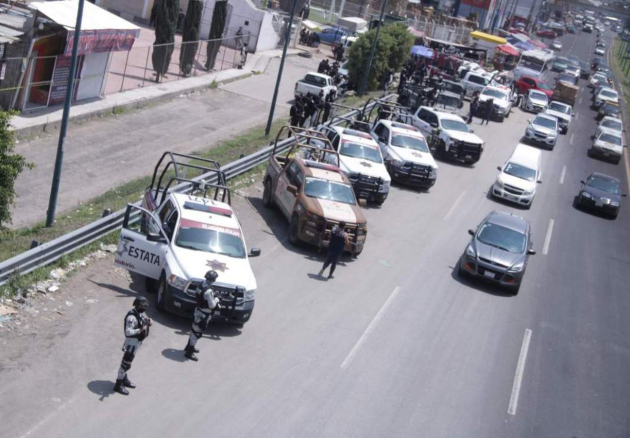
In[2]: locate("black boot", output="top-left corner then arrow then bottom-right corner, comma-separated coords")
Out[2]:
114,379 -> 129,395
185,343 -> 198,361
123,377 -> 136,389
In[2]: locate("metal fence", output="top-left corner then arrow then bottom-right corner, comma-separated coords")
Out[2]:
0,97 -> 392,287
408,18 -> 473,44
0,34 -> 248,112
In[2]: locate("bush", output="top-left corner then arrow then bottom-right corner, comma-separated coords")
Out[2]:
347,29 -> 394,92
347,23 -> 413,92
0,110 -> 33,229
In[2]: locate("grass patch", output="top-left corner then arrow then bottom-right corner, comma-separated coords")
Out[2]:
336,90 -> 386,110
210,79 -> 219,89
0,118 -> 288,270
611,38 -> 630,100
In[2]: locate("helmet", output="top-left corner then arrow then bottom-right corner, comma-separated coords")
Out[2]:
133,296 -> 149,313
204,270 -> 219,283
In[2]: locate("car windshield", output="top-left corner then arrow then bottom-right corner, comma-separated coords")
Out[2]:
594,74 -> 607,81
599,133 -> 622,145
440,119 -> 470,132
601,90 -> 617,99
568,55 -> 580,62
304,177 -> 356,204
504,162 -> 537,182
566,66 -> 579,73
587,175 -> 620,194
602,103 -> 619,113
602,119 -> 622,130
176,226 -> 246,258
533,116 -> 556,129
531,91 -> 547,101
482,89 -> 508,100
548,102 -> 570,114
340,142 -> 382,163
477,222 -> 527,254
537,82 -> 551,90
391,134 -> 429,152
555,60 -> 568,67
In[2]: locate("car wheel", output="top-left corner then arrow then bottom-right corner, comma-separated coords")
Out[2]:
288,215 -> 300,246
509,284 -> 520,295
145,277 -> 158,293
498,115 -> 505,123
587,148 -> 593,157
262,178 -> 274,208
457,259 -> 469,278
157,272 -> 167,313
438,140 -> 447,158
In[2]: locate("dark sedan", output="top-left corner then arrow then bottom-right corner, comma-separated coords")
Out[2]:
597,102 -> 620,120
580,61 -> 591,78
458,211 -> 535,294
576,173 -> 626,219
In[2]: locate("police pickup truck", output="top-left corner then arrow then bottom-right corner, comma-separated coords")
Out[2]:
263,126 -> 368,256
406,106 -> 485,164
114,153 -> 261,325
295,72 -> 337,100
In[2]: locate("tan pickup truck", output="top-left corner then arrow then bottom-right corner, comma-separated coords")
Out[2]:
262,126 -> 368,256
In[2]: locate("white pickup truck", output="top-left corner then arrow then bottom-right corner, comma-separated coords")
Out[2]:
295,72 -> 337,100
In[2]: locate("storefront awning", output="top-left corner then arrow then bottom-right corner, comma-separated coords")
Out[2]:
29,0 -> 140,56
470,31 -> 507,45
529,40 -> 547,49
498,44 -> 519,56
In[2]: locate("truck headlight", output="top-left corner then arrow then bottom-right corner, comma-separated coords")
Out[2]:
526,128 -> 534,136
357,225 -> 367,236
244,289 -> 256,302
509,261 -> 525,272
465,244 -> 476,257
523,186 -> 535,195
582,192 -> 592,199
379,180 -> 391,192
168,274 -> 188,290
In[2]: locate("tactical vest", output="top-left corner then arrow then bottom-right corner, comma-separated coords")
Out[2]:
124,309 -> 146,339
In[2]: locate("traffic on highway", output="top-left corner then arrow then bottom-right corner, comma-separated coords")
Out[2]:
1,9 -> 629,438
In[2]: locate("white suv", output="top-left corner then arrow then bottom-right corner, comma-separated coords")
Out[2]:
319,126 -> 391,205
478,85 -> 516,122
524,114 -> 559,149
492,144 -> 542,208
114,154 -> 261,325
593,87 -> 619,109
371,120 -> 438,189
407,106 -> 485,164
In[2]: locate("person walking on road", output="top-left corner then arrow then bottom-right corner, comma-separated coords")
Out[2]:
467,91 -> 479,124
184,270 -> 222,362
114,297 -> 152,395
318,222 -> 349,279
482,98 -> 494,125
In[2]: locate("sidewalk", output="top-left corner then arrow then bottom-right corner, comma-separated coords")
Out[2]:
11,48 -> 304,139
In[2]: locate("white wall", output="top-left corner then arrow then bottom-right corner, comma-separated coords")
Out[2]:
257,12 -> 280,51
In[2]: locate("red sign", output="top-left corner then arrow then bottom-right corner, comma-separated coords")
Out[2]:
65,29 -> 139,56
462,0 -> 492,10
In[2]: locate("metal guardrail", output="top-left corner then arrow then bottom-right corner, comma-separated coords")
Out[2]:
0,99 -> 391,286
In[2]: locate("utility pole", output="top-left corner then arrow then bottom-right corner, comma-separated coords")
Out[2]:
359,0 -> 387,96
525,0 -> 538,33
265,0 -> 297,136
46,0 -> 85,227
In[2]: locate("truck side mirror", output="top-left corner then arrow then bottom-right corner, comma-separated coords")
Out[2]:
497,166 -> 501,171
147,232 -> 167,243
287,185 -> 298,195
249,247 -> 262,257
468,229 -> 475,236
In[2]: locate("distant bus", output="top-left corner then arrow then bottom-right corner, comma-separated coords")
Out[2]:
513,50 -> 555,80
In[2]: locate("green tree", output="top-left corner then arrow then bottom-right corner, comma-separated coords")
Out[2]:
180,0 -> 203,76
347,28 -> 394,92
152,0 -> 180,82
382,23 -> 414,72
206,0 -> 228,70
0,111 -> 32,229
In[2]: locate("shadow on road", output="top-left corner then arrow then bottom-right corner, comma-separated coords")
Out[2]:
307,272 -> 328,281
161,348 -> 188,363
87,380 -> 115,401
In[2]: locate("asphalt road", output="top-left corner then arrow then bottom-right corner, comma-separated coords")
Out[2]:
1,29 -> 629,438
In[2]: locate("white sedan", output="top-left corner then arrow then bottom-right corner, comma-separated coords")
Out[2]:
552,40 -> 563,50
521,89 -> 549,113
596,116 -> 624,138
595,47 -> 605,55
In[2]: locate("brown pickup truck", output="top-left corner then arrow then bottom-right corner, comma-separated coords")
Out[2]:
262,126 -> 368,256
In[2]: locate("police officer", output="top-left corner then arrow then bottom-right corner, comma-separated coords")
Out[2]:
184,270 -> 222,361
114,296 -> 152,395
318,222 -> 349,279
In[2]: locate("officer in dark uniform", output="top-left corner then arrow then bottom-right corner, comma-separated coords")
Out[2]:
318,222 -> 349,279
184,270 -> 222,361
114,296 -> 152,395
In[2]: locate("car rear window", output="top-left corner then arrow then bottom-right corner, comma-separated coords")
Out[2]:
305,74 -> 326,86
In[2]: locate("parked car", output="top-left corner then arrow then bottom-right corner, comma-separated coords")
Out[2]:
524,113 -> 559,149
551,40 -> 563,50
552,57 -> 569,72
458,211 -> 536,294
565,65 -> 581,81
575,172 -> 626,219
544,101 -> 573,134
593,87 -> 619,109
521,89 -> 550,113
536,29 -> 558,38
595,47 -> 605,55
315,27 -> 349,45
589,131 -> 625,164
595,116 -> 624,138
597,102 -> 620,120
556,72 -> 577,86
589,72 -> 609,88
492,144 -> 542,208
579,61 -> 591,78
514,76 -> 554,99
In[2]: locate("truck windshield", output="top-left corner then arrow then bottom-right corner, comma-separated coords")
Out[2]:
176,227 -> 246,258
391,134 -> 429,152
340,142 -> 382,163
440,119 -> 469,132
482,89 -> 508,100
304,177 -> 356,204
504,162 -> 536,182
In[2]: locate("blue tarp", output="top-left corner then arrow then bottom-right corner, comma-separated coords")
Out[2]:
411,45 -> 434,58
512,40 -> 535,52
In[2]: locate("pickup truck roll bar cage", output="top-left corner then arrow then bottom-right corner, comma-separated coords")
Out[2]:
150,152 -> 227,203
159,176 -> 232,207
272,125 -> 341,167
360,99 -> 413,130
325,116 -> 373,133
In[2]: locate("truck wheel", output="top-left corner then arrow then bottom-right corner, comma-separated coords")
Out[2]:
263,178 -> 274,208
145,277 -> 158,293
156,272 -> 168,313
437,140 -> 447,158
288,215 -> 301,246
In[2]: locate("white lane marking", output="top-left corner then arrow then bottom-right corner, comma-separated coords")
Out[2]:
559,165 -> 567,184
444,190 -> 467,221
19,393 -> 80,438
575,113 -> 579,121
341,286 -> 401,369
578,96 -> 583,105
570,133 -> 575,144
542,219 -> 555,255
508,328 -> 533,416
